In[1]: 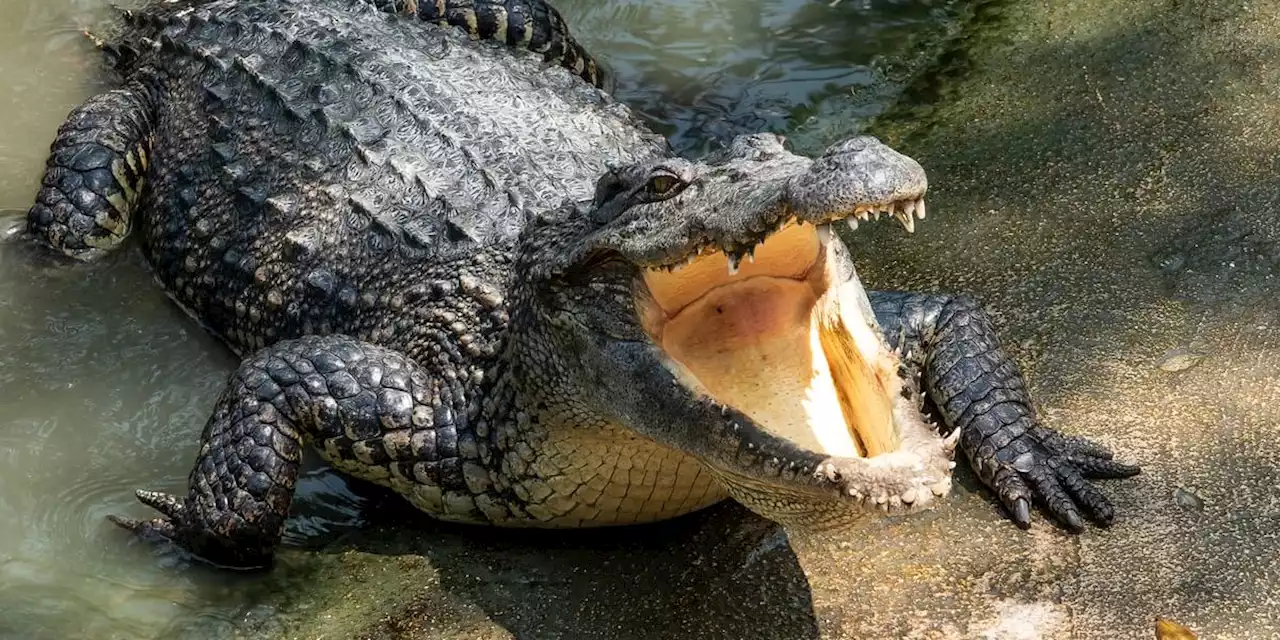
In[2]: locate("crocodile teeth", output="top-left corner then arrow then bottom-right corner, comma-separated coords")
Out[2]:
916,198 -> 926,220
727,253 -> 741,275
846,217 -> 859,231
942,425 -> 961,452
895,201 -> 917,233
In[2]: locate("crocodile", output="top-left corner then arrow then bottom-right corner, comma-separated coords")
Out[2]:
21,0 -> 1140,569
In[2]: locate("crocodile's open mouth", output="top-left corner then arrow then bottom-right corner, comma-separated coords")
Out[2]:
636,198 -> 926,460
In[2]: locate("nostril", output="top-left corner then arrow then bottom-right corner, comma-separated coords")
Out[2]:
821,135 -> 882,159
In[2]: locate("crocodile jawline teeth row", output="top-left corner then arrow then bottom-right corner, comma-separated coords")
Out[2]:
655,196 -> 927,275
842,197 -> 927,234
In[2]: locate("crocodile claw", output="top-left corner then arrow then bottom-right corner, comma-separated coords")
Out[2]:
136,489 -> 187,520
108,513 -> 180,539
108,490 -> 186,542
108,488 -> 276,570
989,425 -> 1140,532
1010,497 -> 1031,529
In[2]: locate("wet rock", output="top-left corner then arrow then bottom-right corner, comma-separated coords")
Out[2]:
794,0 -> 1280,635
975,600 -> 1071,640
237,604 -> 286,637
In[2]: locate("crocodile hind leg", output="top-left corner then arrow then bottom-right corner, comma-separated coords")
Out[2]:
25,81 -> 154,260
365,0 -> 606,87
109,334 -> 475,569
868,291 -> 1142,532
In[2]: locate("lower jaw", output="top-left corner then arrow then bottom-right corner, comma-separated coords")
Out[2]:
706,466 -> 902,530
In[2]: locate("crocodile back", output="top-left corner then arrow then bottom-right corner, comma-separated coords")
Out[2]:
111,0 -> 670,356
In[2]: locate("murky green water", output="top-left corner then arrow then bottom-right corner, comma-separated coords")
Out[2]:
0,0 -> 965,636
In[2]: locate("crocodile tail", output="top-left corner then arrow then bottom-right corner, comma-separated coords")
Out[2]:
376,0 -> 609,89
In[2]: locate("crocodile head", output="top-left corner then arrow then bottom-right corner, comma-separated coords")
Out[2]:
515,133 -> 955,530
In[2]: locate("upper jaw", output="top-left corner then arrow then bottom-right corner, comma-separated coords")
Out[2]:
789,141 -> 929,234
786,135 -> 929,228
640,192 -> 929,280
591,135 -> 928,275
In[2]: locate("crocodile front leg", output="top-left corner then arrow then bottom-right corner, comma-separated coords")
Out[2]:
869,291 -> 1141,532
25,80 -> 155,260
109,334 -> 476,569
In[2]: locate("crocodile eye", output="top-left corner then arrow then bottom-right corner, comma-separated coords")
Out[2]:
593,169 -> 626,206
645,174 -> 684,197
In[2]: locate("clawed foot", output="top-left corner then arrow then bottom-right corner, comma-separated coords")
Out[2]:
108,489 -> 273,570
987,426 -> 1141,532
107,489 -> 186,541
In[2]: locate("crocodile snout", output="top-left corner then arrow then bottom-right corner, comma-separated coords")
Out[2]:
786,136 -> 928,227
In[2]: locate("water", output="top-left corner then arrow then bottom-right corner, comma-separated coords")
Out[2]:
563,0 -> 965,154
0,0 -> 966,637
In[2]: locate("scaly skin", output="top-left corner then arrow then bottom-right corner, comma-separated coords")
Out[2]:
18,0 -> 1139,569
25,83 -> 155,259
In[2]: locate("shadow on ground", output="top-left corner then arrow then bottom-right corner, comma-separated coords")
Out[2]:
348,501 -> 819,640
151,489 -> 819,640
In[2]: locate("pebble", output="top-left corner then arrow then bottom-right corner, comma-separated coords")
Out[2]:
1173,486 -> 1205,513
1156,346 -> 1205,372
